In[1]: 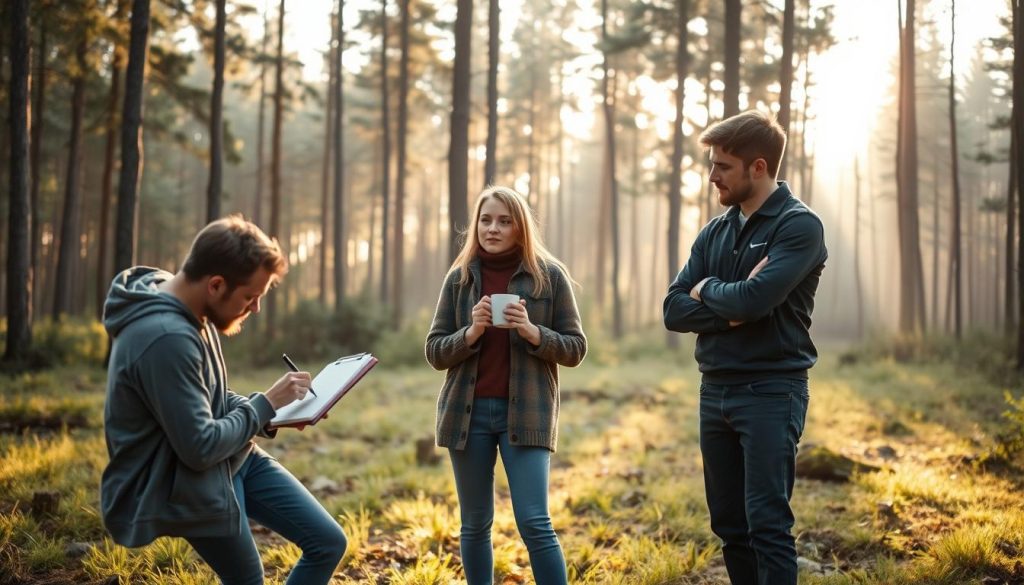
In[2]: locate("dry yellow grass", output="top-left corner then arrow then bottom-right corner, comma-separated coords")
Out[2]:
1,339 -> 1023,583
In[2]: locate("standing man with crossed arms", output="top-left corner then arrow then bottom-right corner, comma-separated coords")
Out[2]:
663,110 -> 827,585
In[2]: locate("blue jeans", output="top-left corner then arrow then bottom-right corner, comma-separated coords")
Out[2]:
699,379 -> 809,585
186,448 -> 347,585
448,398 -> 567,585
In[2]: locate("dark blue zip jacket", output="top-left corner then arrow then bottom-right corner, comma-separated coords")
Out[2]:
663,182 -> 827,383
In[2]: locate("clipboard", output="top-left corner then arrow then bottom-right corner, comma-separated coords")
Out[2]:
267,353 -> 378,430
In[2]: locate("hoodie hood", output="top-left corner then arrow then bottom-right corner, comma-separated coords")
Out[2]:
103,267 -> 200,337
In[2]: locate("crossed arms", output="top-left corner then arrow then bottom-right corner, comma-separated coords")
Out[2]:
663,213 -> 825,333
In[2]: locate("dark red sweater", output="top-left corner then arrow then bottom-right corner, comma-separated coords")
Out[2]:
475,247 -> 522,398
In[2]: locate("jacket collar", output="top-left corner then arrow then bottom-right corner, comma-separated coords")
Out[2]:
468,256 -> 538,302
725,181 -> 793,222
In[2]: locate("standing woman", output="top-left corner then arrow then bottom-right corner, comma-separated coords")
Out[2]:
425,186 -> 586,584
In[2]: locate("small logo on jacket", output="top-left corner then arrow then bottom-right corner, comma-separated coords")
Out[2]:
749,242 -> 767,249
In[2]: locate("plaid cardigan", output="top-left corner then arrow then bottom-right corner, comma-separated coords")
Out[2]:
425,257 -> 587,452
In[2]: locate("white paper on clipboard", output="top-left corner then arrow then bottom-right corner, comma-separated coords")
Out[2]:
267,353 -> 377,429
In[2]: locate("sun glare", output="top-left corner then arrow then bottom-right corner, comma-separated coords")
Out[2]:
807,0 -> 1007,183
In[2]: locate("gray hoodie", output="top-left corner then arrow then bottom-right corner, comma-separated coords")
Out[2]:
101,267 -> 276,547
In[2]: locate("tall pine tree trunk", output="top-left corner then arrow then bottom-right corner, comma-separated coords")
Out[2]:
798,50 -> 812,203
666,0 -> 688,347
854,157 -> 863,338
601,0 -> 622,338
333,0 -> 346,311
909,0 -> 926,331
967,195 -> 975,326
320,12 -> 337,306
1007,131 -> 1017,334
30,23 -> 46,318
379,0 -> 391,305
114,0 -> 151,276
630,104 -> 641,330
270,0 -> 285,240
0,2 -> 8,317
206,0 -> 225,222
268,0 -> 285,334
53,40 -> 88,318
253,6 -> 269,226
1013,0 -> 1024,369
392,0 -> 410,327
897,0 -> 926,333
484,0 -> 498,187
555,66 -> 564,255
98,0 -> 126,319
596,144 -> 609,308
447,0 -> 471,262
527,32 -> 537,204
931,157 -> 940,329
869,155 -> 881,326
566,155 -> 576,266
777,0 -> 795,179
702,66 -> 713,226
723,0 -> 741,118
5,0 -> 32,362
993,211 -> 1002,326
367,151 -> 379,296
949,0 -> 963,339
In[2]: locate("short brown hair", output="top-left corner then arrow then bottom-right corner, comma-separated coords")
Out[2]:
182,214 -> 287,288
699,110 -> 787,178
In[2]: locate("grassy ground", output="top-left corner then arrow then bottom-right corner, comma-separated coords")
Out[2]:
1,338 -> 1023,584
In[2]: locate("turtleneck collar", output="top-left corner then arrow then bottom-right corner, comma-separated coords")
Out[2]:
477,246 -> 523,271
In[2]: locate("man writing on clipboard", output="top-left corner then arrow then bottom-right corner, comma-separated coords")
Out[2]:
100,215 -> 347,584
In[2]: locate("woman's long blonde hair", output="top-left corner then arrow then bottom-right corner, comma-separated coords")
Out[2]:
449,186 -> 574,297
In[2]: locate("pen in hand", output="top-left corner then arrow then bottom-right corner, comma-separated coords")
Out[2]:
281,353 -> 317,397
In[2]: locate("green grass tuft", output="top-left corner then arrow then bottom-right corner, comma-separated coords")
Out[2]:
386,551 -> 459,584
597,536 -> 717,584
81,539 -> 149,581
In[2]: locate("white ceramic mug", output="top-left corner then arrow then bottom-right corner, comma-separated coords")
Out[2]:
490,294 -> 520,328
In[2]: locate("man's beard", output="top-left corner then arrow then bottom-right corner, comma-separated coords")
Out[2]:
207,299 -> 251,336
717,175 -> 754,207
215,313 -> 249,336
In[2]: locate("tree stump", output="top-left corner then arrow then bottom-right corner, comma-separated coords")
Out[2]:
415,437 -> 441,466
31,491 -> 61,519
796,445 -> 881,482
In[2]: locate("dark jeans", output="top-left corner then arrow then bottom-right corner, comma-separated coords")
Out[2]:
186,449 -> 347,585
448,397 -> 567,585
699,379 -> 809,585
